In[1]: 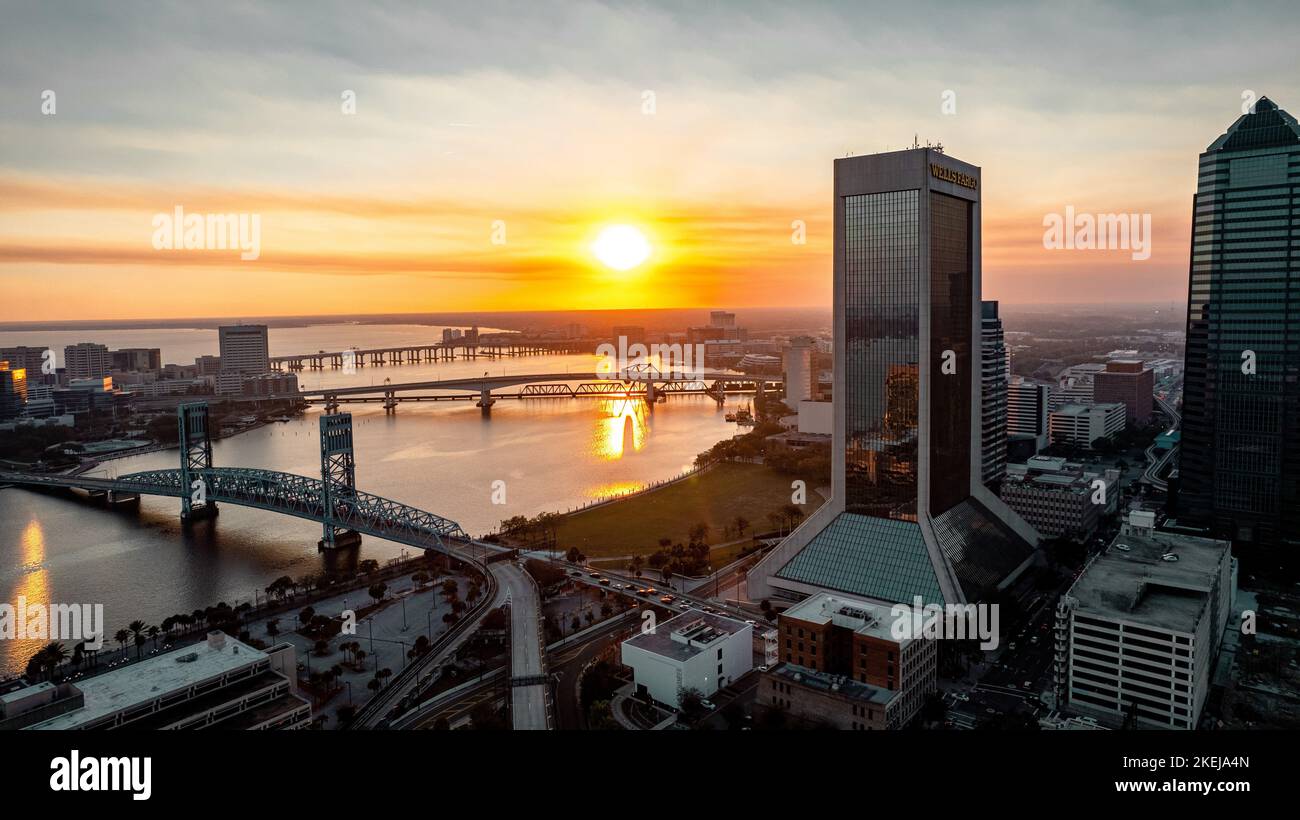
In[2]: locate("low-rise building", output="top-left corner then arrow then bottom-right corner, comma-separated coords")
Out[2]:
621,612 -> 752,709
17,632 -> 310,730
1053,513 -> 1234,729
1049,402 -> 1125,448
764,592 -> 937,729
1000,456 -> 1120,541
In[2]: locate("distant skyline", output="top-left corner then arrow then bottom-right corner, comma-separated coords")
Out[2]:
2,1 -> 1298,321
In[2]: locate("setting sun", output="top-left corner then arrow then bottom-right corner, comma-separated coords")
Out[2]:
591,224 -> 652,271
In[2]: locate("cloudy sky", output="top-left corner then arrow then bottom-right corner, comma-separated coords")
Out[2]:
1,0 -> 1297,321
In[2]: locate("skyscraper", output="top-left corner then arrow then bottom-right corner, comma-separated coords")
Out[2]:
1179,97 -> 1300,549
981,300 -> 1008,488
750,148 -> 1038,606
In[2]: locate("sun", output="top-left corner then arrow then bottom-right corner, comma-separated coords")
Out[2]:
591,224 -> 651,271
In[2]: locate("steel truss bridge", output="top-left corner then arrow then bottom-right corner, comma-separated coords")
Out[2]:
285,370 -> 784,415
0,403 -> 467,553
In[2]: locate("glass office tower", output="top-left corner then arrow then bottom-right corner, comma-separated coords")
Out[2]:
750,148 -> 1037,606
1179,97 -> 1300,549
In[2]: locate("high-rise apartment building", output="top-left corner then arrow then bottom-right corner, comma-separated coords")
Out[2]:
981,300 -> 1008,487
1007,375 -> 1052,451
63,342 -> 111,380
783,336 -> 816,403
1179,97 -> 1300,548
218,324 -> 270,375
750,149 -> 1037,606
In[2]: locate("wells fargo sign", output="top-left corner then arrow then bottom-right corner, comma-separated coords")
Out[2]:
930,163 -> 977,190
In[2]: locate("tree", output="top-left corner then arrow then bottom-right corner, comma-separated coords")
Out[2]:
368,582 -> 388,604
114,628 -> 130,655
565,546 -> 586,564
298,606 -> 316,627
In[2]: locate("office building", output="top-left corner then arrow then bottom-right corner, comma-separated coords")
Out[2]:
0,363 -> 28,421
610,325 -> 646,345
110,348 -> 162,372
1049,402 -> 1125,448
0,346 -> 48,377
1007,375 -> 1052,451
13,632 -> 310,730
1179,96 -> 1300,548
218,324 -> 270,375
763,592 -> 936,729
63,342 -> 111,380
750,148 -> 1038,607
621,612 -> 752,709
981,300 -> 1008,487
710,310 -> 736,328
1094,359 -> 1153,425
783,337 -> 816,402
1000,456 -> 1120,542
1054,512 -> 1233,729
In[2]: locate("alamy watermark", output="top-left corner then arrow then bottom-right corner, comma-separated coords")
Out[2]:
0,596 -> 104,649
595,335 -> 706,380
152,205 -> 261,261
890,596 -> 1000,650
1043,205 -> 1151,261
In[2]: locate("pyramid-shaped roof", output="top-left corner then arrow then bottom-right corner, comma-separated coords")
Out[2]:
1207,96 -> 1300,152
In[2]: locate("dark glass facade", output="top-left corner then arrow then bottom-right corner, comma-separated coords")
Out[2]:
929,193 -> 973,514
843,189 -> 919,520
1180,98 -> 1300,548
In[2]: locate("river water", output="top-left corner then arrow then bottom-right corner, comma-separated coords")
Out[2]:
0,323 -> 743,676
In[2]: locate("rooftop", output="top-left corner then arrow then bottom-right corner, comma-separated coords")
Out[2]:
1067,530 -> 1230,634
781,591 -> 917,642
767,663 -> 895,706
622,611 -> 751,663
27,632 -> 272,730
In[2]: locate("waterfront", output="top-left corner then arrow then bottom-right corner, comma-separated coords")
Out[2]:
0,327 -> 745,677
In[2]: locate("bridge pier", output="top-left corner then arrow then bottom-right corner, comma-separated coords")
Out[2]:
477,388 -> 495,416
318,529 -> 361,551
107,490 -> 140,509
383,391 -> 397,414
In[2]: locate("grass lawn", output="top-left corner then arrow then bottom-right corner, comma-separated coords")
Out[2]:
555,461 -> 825,559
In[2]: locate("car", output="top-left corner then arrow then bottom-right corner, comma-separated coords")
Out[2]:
745,619 -> 757,626
645,588 -> 657,595
700,699 -> 716,710
757,665 -> 769,672
623,583 -> 637,590
660,595 -> 675,603
599,578 -> 611,585
1023,681 -> 1033,689
569,570 -> 582,577
679,603 -> 690,610
588,571 -> 601,578
1008,642 -> 1017,651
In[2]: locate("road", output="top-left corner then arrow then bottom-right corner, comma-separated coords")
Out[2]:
496,561 -> 550,730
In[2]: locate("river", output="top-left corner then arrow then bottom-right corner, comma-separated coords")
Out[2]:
0,323 -> 744,676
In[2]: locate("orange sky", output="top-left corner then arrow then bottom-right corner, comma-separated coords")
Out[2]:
2,3 -> 1294,322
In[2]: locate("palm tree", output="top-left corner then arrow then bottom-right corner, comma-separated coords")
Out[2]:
147,625 -> 161,649
127,620 -> 148,658
37,642 -> 69,680
114,628 -> 130,656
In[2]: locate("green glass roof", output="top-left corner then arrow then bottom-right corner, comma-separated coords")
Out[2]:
776,512 -> 945,605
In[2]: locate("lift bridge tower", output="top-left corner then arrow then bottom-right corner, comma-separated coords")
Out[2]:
178,402 -> 218,523
319,412 -> 362,550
